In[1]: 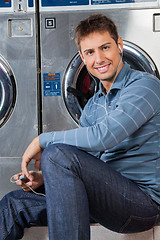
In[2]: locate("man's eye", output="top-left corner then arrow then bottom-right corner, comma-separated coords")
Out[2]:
103,46 -> 109,50
87,51 -> 93,55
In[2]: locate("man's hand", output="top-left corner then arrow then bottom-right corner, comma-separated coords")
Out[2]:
21,136 -> 43,180
14,170 -> 44,192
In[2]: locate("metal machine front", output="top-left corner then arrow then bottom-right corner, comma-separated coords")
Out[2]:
39,5 -> 160,134
0,0 -> 38,199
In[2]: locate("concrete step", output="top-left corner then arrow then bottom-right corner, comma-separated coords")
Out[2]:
22,225 -> 156,240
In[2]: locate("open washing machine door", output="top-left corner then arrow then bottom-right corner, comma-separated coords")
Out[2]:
0,55 -> 16,128
63,40 -> 159,122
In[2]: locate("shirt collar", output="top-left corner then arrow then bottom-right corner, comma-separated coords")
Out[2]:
98,62 -> 130,97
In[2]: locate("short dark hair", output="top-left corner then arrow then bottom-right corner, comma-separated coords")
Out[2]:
75,14 -> 119,51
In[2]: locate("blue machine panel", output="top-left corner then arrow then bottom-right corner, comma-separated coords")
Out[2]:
91,0 -> 134,4
28,0 -> 34,7
43,73 -> 61,96
41,0 -> 89,7
0,0 -> 11,7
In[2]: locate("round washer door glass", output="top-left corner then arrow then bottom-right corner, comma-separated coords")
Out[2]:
0,55 -> 16,128
63,40 -> 159,123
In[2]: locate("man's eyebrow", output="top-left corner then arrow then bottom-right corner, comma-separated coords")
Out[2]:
83,42 -> 112,53
83,48 -> 93,53
100,42 -> 112,48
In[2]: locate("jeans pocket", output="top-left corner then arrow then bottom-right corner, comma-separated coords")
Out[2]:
119,214 -> 159,233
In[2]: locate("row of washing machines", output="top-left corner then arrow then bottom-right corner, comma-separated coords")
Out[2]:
0,0 -> 160,199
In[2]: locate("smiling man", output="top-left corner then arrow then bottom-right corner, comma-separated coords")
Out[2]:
79,31 -> 123,92
1,14 -> 160,240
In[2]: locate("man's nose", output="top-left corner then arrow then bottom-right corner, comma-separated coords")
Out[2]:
95,51 -> 105,64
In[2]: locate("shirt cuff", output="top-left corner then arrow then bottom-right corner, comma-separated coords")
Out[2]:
39,132 -> 54,149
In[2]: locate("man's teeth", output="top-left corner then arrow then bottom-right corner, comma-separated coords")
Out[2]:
98,65 -> 108,70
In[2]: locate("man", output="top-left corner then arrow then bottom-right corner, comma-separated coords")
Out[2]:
1,14 -> 160,240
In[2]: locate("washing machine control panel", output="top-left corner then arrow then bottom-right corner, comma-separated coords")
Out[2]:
41,0 -> 89,7
40,0 -> 159,11
0,0 -> 35,12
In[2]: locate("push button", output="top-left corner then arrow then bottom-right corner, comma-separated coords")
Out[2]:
45,18 -> 56,29
153,14 -> 160,32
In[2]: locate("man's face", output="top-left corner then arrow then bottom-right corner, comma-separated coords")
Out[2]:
79,31 -> 123,84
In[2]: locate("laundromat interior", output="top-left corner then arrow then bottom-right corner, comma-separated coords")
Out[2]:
0,0 -> 160,239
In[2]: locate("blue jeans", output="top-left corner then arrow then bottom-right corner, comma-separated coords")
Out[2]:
0,143 -> 160,240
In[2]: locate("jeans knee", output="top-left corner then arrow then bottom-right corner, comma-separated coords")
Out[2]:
0,191 -> 12,208
0,190 -> 23,216
41,143 -> 82,176
41,144 -> 68,171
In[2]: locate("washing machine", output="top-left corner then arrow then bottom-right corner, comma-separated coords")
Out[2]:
0,0 -> 38,199
39,0 -> 160,137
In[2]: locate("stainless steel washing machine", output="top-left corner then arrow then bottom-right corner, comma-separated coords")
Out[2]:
0,0 -> 38,199
39,0 -> 160,136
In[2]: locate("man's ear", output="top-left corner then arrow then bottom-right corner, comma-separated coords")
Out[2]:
79,51 -> 85,64
117,36 -> 123,53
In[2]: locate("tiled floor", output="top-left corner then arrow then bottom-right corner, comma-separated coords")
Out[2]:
153,226 -> 160,240
22,226 -> 155,240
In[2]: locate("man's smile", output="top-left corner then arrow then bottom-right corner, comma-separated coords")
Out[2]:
95,63 -> 111,73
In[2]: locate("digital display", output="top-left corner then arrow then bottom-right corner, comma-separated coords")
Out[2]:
91,0 -> 134,4
41,0 -> 89,7
28,0 -> 34,7
0,0 -> 11,7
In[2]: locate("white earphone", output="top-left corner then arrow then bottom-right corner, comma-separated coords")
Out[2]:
84,59 -> 86,65
119,46 -> 122,53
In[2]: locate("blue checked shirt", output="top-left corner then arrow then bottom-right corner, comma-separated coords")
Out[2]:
40,63 -> 160,204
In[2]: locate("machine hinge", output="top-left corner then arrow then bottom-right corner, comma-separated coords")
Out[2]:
13,0 -> 27,12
